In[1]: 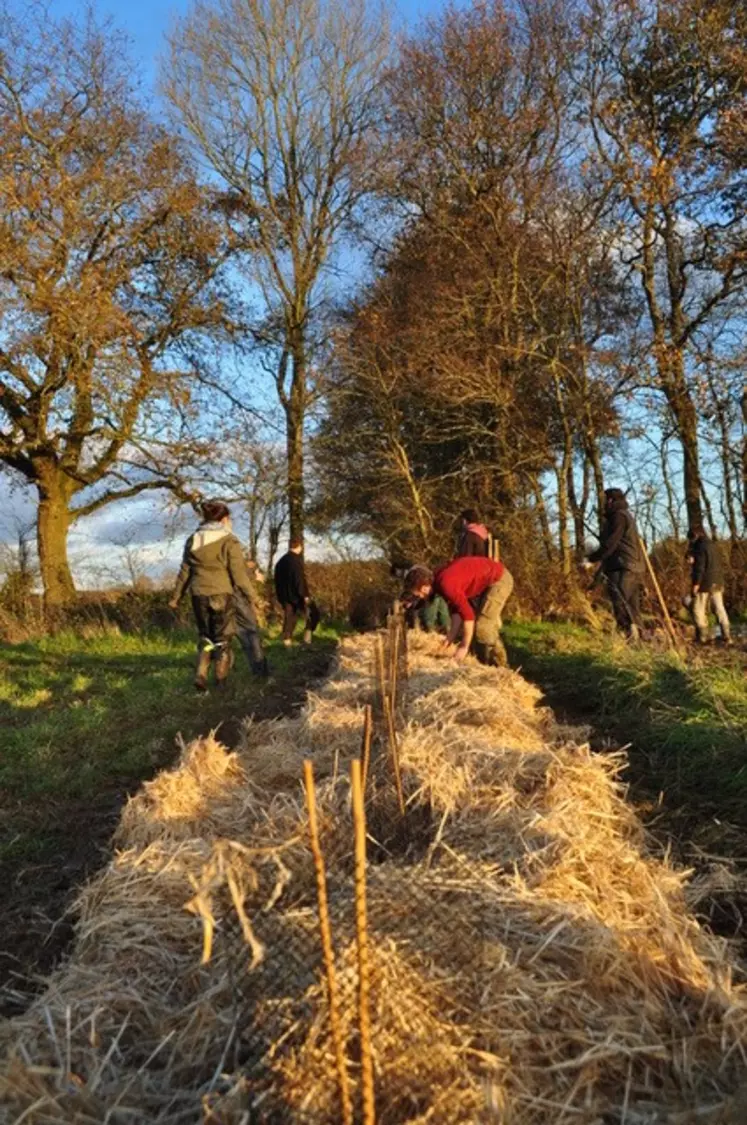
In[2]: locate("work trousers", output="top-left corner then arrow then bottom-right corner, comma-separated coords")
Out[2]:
191,594 -> 235,651
234,590 -> 265,667
474,568 -> 514,663
605,569 -> 643,636
692,588 -> 731,640
281,601 -> 320,641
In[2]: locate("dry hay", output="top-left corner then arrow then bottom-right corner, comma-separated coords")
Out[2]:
2,631 -> 747,1124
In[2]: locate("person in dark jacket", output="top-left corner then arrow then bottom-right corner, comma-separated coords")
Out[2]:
586,488 -> 646,640
685,526 -> 731,645
274,539 -> 317,645
234,585 -> 269,677
403,556 -> 514,666
456,509 -> 491,557
170,500 -> 262,690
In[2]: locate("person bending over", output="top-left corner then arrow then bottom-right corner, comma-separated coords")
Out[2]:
403,555 -> 514,666
170,500 -> 259,690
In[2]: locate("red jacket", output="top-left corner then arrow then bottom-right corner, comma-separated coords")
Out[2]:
434,556 -> 505,622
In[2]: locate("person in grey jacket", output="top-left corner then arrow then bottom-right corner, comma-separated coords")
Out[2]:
170,500 -> 264,690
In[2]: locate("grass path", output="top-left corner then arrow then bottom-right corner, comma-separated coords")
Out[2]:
0,624 -> 339,1013
505,620 -> 747,820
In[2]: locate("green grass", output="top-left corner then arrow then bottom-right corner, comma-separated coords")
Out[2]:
505,621 -> 747,818
0,623 -> 340,863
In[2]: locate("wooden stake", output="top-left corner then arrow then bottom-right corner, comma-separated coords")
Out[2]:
375,634 -> 387,716
641,541 -> 680,651
401,612 -> 409,681
360,704 -> 373,792
303,761 -> 353,1125
351,760 -> 375,1125
389,625 -> 400,716
384,695 -> 406,816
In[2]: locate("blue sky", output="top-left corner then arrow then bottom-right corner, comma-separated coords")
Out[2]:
3,0 -> 448,584
50,0 -> 446,86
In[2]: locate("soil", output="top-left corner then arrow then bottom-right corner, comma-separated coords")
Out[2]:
0,643 -> 335,1018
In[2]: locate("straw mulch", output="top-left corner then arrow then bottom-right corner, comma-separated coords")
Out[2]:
2,631 -> 747,1124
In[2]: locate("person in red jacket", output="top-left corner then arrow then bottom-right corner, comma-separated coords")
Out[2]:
403,556 -> 514,665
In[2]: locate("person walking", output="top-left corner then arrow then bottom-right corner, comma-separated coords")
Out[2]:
234,587 -> 269,676
456,509 -> 491,557
585,488 -> 646,641
169,500 -> 259,691
403,555 -> 514,666
686,526 -> 732,646
274,539 -> 317,645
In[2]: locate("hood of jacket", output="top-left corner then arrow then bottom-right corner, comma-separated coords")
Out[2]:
465,522 -> 490,540
191,522 -> 231,551
605,491 -> 628,514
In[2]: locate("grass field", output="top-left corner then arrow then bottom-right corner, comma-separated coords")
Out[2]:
505,620 -> 747,821
0,622 -> 341,1010
0,624 -> 340,865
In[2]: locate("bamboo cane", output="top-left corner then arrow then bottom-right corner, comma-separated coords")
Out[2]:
351,760 -> 375,1125
303,761 -> 353,1125
375,634 -> 387,718
360,703 -> 373,792
389,625 -> 400,717
384,695 -> 406,816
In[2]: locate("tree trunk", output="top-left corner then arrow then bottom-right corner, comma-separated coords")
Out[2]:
699,480 -> 718,540
286,338 -> 306,545
555,460 -> 572,577
529,474 -> 555,563
657,344 -> 704,531
36,466 -> 76,608
717,415 -> 739,541
659,439 -> 680,541
741,387 -> 747,531
567,461 -> 586,559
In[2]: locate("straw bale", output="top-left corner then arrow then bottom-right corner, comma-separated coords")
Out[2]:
3,629 -> 747,1125
115,735 -> 246,849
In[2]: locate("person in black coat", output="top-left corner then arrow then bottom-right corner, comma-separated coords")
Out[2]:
685,526 -> 731,645
274,539 -> 318,645
586,488 -> 646,640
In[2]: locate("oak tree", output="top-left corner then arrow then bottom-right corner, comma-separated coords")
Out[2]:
0,8 -> 229,605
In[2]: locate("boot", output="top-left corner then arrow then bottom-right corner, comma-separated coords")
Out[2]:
195,648 -> 211,692
252,657 -> 270,678
628,623 -> 641,644
214,645 -> 233,688
694,625 -> 710,646
303,629 -> 313,645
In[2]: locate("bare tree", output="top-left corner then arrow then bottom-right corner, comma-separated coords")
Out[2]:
582,0 -> 747,530
0,6 -> 230,606
166,0 -> 390,544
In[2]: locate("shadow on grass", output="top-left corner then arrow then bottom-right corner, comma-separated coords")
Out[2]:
505,622 -> 747,824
